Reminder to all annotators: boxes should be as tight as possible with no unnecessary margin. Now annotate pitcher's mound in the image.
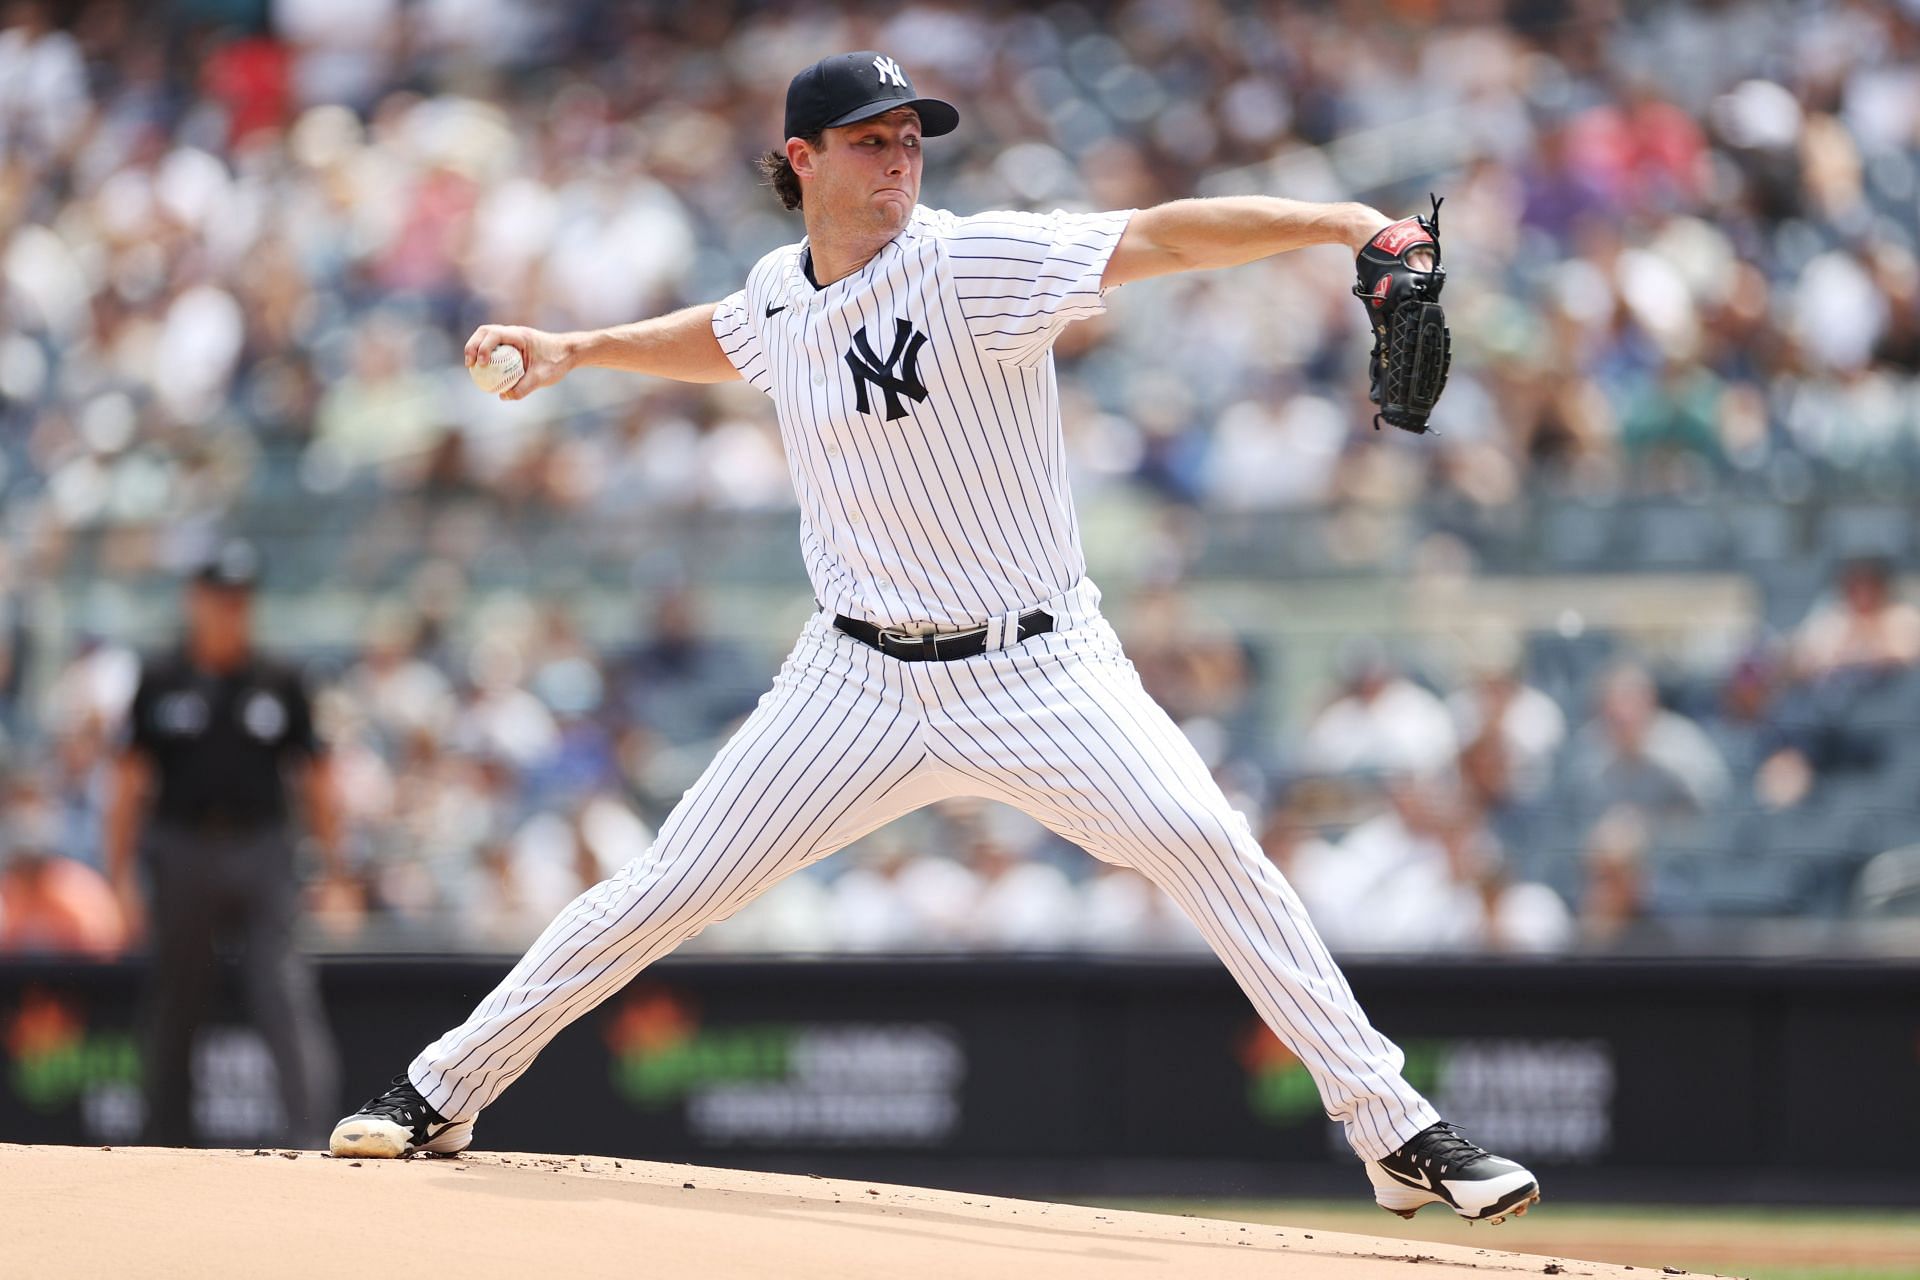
[3,1143,1717,1279]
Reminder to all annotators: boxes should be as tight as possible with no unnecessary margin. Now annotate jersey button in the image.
[826,444,840,457]
[876,578,891,589]
[812,372,825,387]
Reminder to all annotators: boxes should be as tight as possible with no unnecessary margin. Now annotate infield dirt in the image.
[2,1143,1732,1279]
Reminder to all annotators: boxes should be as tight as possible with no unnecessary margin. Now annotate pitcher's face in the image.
[794,108,923,237]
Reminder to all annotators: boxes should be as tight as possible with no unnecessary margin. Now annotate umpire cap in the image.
[784,51,959,140]
[192,537,263,591]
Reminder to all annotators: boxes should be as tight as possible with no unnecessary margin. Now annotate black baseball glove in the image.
[1352,195,1450,434]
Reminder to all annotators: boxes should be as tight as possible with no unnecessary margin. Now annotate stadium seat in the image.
[1628,502,1726,568]
[1684,853,1808,917]
[1816,504,1912,562]
[1524,629,1619,720]
[1726,503,1794,566]
[1728,802,1880,916]
[1542,503,1618,569]
[1852,845,1920,917]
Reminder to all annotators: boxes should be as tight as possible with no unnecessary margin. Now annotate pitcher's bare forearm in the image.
[561,305,740,383]
[1104,197,1390,287]
[465,304,740,400]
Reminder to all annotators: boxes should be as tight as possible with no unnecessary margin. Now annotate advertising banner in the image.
[2,957,1915,1200]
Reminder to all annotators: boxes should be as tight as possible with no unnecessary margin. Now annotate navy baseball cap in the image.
[192,538,262,591]
[783,51,959,141]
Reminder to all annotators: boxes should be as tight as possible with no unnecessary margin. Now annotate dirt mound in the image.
[2,1143,1720,1279]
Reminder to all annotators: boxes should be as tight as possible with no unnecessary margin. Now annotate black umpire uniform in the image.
[107,541,340,1145]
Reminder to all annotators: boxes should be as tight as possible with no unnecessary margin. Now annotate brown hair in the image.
[756,132,823,212]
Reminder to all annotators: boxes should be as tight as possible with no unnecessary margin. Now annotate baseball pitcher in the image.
[331,51,1527,1224]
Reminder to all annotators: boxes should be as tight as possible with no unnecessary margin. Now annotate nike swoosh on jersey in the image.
[765,303,787,317]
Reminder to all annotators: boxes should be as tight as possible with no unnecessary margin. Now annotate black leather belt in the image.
[834,610,1054,662]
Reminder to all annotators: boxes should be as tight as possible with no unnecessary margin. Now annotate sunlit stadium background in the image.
[2,0,1919,1221]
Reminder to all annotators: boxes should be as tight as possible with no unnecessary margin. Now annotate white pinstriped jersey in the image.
[399,202,1450,1176]
[712,205,1134,631]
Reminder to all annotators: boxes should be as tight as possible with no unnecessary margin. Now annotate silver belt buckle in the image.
[878,622,987,654]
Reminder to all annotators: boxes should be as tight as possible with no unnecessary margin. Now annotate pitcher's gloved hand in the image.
[1352,195,1451,434]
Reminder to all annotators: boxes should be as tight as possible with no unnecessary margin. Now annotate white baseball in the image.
[469,344,524,395]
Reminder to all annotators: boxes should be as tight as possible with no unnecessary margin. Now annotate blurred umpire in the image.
[104,539,342,1145]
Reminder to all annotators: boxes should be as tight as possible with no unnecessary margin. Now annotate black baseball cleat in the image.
[328,1074,475,1159]
[1366,1121,1540,1223]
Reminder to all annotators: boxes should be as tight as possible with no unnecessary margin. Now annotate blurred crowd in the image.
[3,0,1919,559]
[6,549,1920,957]
[3,0,1920,955]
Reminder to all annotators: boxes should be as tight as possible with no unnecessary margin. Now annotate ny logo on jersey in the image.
[873,55,907,88]
[845,318,930,421]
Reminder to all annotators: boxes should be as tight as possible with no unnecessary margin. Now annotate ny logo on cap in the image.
[873,55,907,88]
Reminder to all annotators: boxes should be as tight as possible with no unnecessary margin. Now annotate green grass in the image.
[1096,1199,1920,1280]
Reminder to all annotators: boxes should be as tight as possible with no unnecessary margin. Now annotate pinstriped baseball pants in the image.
[409,580,1440,1161]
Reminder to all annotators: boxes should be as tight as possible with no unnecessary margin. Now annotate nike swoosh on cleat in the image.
[1385,1165,1435,1191]
[765,304,787,317]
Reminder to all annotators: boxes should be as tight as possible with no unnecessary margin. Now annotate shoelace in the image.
[358,1074,439,1128]
[1403,1122,1489,1171]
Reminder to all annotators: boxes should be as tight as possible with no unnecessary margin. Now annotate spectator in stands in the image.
[491,792,648,940]
[1793,557,1920,681]
[1305,774,1460,950]
[1256,791,1346,927]
[1871,245,1920,373]
[1565,663,1731,820]
[691,863,835,954]
[958,805,1078,952]
[0,1,87,162]
[307,318,446,485]
[1576,806,1668,950]
[1301,639,1457,777]
[612,585,760,748]
[1124,582,1255,734]
[1710,647,1787,783]
[822,801,1089,953]
[525,645,620,807]
[0,797,126,956]
[1620,358,1724,474]
[1448,628,1567,808]
[1710,647,1817,811]
[0,547,28,743]
[1301,774,1571,953]
[825,827,942,954]
[37,632,140,871]
[457,630,560,769]
[1776,557,1920,778]
[1454,832,1575,956]
[1077,862,1205,952]
[340,603,457,749]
